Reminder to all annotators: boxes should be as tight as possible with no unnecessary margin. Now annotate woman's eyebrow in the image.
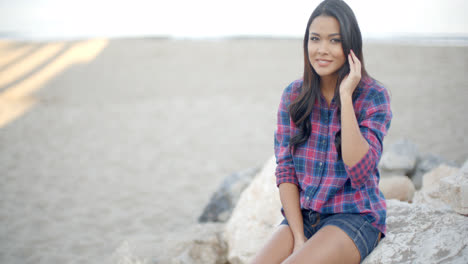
[310,32,341,37]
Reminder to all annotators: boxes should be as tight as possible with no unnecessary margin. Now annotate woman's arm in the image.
[279,183,306,252]
[340,93,369,167]
[339,50,392,189]
[275,82,306,252]
[339,50,369,167]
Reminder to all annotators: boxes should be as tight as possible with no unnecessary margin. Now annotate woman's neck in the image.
[320,75,338,98]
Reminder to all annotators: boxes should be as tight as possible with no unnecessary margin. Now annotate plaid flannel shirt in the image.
[274,76,392,235]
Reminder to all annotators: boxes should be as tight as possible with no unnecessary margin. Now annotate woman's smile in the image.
[316,58,333,67]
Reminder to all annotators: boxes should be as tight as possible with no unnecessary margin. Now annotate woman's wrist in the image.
[340,90,353,101]
[293,232,306,241]
[287,218,305,240]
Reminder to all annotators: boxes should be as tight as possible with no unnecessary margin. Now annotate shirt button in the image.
[319,162,323,166]
[322,140,326,144]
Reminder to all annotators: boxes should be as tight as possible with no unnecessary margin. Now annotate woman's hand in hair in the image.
[339,49,362,98]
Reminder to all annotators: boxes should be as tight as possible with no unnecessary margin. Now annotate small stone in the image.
[439,163,468,215]
[412,165,459,211]
[412,153,459,189]
[379,175,415,202]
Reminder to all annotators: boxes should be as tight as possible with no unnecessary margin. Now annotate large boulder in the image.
[224,156,283,264]
[363,199,468,264]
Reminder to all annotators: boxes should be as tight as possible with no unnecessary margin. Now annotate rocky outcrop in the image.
[224,156,468,264]
[199,168,260,223]
[154,155,467,264]
[179,145,465,264]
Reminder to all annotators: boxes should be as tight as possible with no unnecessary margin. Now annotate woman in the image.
[250,0,392,263]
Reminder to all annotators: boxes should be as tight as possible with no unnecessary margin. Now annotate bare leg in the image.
[249,225,295,264]
[282,225,361,264]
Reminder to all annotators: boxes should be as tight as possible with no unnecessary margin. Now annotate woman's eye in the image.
[310,36,319,41]
[331,38,342,43]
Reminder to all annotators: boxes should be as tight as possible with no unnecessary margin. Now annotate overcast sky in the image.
[1,0,467,40]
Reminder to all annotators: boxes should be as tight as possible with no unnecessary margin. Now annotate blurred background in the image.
[1,0,467,263]
[1,0,468,40]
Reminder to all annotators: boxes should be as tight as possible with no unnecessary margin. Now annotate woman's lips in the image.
[316,59,332,67]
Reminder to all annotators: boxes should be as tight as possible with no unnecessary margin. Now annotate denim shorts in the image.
[280,210,381,262]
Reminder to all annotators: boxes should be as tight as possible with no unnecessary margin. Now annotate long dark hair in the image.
[289,0,368,151]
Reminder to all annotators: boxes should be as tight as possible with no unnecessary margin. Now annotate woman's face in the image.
[308,15,346,79]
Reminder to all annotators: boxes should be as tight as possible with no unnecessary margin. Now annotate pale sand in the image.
[0,38,467,263]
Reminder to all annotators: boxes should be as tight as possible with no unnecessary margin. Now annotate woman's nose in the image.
[317,41,329,55]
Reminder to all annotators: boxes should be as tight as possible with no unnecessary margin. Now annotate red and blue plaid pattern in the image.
[274,76,392,235]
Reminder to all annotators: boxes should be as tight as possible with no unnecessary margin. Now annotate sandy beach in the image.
[1,38,467,263]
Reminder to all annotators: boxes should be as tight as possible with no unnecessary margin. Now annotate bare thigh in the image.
[282,225,360,264]
[249,225,294,264]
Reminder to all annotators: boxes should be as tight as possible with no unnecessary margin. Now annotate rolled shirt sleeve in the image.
[344,87,392,189]
[275,83,299,187]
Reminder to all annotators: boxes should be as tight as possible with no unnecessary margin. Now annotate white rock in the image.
[224,156,283,264]
[439,167,468,215]
[379,175,415,202]
[413,165,460,211]
[421,165,459,193]
[363,200,468,264]
[412,153,458,189]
